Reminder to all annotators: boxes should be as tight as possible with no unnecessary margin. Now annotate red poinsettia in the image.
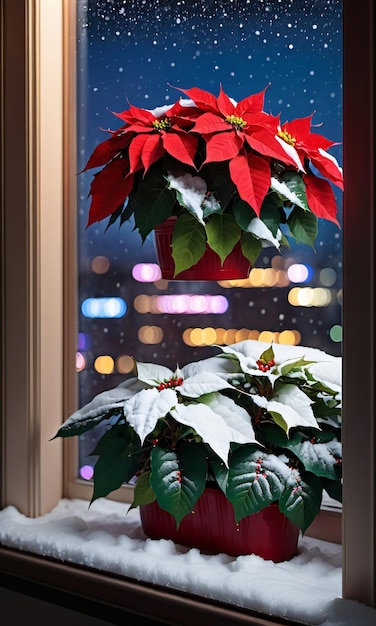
[81,84,343,277]
[84,99,199,226]
[277,115,343,225]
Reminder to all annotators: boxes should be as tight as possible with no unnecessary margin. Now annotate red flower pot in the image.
[153,217,251,281]
[140,487,300,562]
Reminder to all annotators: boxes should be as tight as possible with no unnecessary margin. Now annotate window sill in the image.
[0,497,347,626]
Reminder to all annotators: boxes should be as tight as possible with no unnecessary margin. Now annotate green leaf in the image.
[240,232,262,266]
[321,476,342,504]
[149,441,207,527]
[274,171,309,211]
[209,456,229,493]
[206,213,241,264]
[287,206,318,248]
[279,470,322,533]
[171,213,207,276]
[259,192,285,237]
[53,407,122,439]
[226,445,287,522]
[259,345,275,364]
[132,166,176,240]
[90,425,140,504]
[231,196,257,231]
[130,471,156,509]
[288,437,342,480]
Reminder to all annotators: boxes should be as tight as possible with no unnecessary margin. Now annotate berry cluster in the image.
[157,376,184,391]
[256,358,275,372]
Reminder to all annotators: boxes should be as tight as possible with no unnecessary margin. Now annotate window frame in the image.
[1,0,375,620]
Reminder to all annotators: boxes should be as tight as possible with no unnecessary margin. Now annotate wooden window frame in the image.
[0,0,375,621]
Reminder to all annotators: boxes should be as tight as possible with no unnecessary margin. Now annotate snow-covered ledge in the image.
[1,498,376,626]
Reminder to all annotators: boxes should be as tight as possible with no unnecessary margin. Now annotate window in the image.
[75,0,343,486]
[1,0,376,620]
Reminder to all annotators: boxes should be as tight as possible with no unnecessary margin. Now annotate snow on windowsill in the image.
[0,498,375,626]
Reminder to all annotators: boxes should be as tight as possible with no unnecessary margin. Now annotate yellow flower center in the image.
[225,114,247,130]
[152,117,171,131]
[278,128,297,146]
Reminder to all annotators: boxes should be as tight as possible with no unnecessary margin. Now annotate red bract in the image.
[173,85,303,214]
[278,115,343,188]
[278,115,343,224]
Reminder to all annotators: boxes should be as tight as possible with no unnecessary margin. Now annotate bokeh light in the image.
[329,325,342,343]
[116,355,135,374]
[132,263,162,282]
[94,355,115,374]
[287,263,313,283]
[81,297,127,318]
[138,325,164,344]
[80,465,94,480]
[91,256,110,274]
[76,351,86,372]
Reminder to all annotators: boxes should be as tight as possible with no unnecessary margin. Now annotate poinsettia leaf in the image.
[132,166,176,240]
[87,160,134,226]
[304,173,340,225]
[123,387,177,444]
[171,213,207,275]
[226,446,287,522]
[271,172,309,211]
[170,401,243,466]
[229,153,271,216]
[150,442,207,527]
[204,131,243,163]
[52,378,145,438]
[252,384,319,433]
[130,471,156,509]
[259,192,285,236]
[279,469,322,533]
[136,361,174,386]
[209,457,229,492]
[203,392,259,445]
[288,437,342,480]
[321,476,342,503]
[82,132,129,171]
[287,206,318,248]
[206,213,241,264]
[90,425,140,504]
[162,130,198,168]
[240,232,262,266]
[179,372,232,397]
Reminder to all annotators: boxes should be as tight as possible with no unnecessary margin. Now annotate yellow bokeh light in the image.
[190,328,204,346]
[279,330,297,345]
[258,331,279,343]
[94,355,114,375]
[201,327,217,345]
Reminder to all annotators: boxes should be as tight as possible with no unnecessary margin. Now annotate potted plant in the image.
[53,340,342,562]
[82,84,343,280]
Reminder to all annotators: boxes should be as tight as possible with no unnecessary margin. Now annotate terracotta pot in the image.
[153,217,251,281]
[140,487,300,562]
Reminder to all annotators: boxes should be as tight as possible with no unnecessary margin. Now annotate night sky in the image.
[75,0,343,465]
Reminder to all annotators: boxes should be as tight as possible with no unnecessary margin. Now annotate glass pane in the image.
[75,0,342,478]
